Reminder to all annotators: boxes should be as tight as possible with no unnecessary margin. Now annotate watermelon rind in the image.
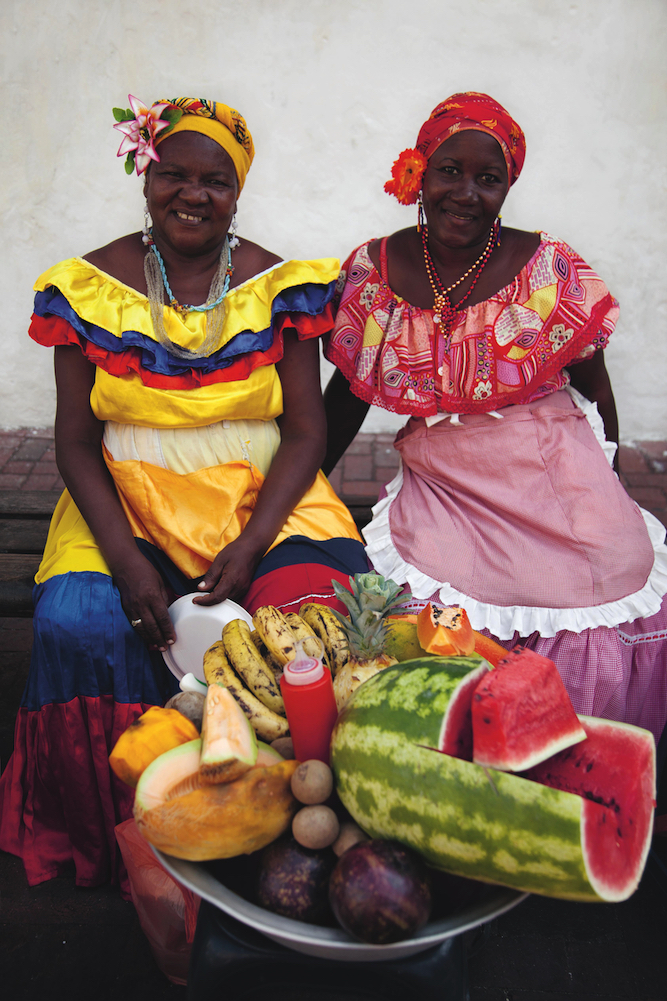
[331,668,655,902]
[526,715,656,903]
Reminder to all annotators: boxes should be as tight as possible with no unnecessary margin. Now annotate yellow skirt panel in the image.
[35,458,361,584]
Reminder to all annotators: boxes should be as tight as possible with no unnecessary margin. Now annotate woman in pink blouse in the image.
[323,92,667,743]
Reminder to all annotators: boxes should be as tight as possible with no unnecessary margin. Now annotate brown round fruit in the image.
[292,805,340,849]
[257,837,334,922]
[270,737,295,760]
[290,759,333,805]
[164,692,205,731]
[329,840,432,944]
[332,821,368,857]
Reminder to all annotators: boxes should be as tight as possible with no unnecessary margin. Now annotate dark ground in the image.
[3,842,667,1000]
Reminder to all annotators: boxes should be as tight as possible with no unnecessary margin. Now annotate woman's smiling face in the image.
[421,130,509,249]
[144,131,238,257]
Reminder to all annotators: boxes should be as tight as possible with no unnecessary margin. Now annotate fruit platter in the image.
[109,573,657,957]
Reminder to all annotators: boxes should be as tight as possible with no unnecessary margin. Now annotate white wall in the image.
[2,0,665,441]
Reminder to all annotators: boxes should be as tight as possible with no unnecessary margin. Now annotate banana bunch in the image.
[298,603,349,677]
[202,604,351,743]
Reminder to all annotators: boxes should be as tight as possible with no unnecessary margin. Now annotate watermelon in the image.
[472,648,587,772]
[331,660,656,902]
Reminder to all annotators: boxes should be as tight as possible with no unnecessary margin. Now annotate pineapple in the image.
[331,573,405,710]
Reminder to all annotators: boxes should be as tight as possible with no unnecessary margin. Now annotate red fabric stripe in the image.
[29,305,333,391]
[243,563,353,616]
[0,696,157,893]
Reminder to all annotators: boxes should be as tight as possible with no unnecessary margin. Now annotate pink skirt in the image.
[365,390,667,742]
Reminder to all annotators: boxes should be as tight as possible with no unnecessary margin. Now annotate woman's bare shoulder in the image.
[367,228,413,273]
[232,239,283,286]
[83,233,146,288]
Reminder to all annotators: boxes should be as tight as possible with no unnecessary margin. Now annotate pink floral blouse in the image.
[325,232,619,416]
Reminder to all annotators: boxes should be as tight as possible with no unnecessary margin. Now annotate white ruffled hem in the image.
[363,398,667,640]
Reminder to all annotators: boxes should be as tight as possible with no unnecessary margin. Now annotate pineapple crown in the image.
[331,573,405,658]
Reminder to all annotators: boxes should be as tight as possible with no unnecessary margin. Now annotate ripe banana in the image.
[251,628,284,681]
[284,612,331,669]
[253,605,297,666]
[222,619,285,716]
[203,641,289,743]
[299,603,349,676]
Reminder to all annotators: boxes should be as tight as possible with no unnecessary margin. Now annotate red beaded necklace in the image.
[422,218,500,345]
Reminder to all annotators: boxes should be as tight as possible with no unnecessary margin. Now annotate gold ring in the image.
[130,618,142,628]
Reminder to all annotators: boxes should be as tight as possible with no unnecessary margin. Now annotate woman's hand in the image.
[112,551,176,651]
[193,536,265,606]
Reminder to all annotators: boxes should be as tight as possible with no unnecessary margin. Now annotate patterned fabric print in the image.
[326,234,619,417]
[417,92,526,185]
[159,97,254,159]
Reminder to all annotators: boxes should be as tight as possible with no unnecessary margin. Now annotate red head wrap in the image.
[385,92,526,205]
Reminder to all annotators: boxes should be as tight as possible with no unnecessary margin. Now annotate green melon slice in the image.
[255,741,284,767]
[135,739,202,813]
[199,683,258,784]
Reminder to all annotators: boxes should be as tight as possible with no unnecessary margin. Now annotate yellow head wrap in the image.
[154,98,254,192]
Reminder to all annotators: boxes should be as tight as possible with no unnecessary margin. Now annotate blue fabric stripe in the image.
[136,535,369,591]
[23,572,179,710]
[33,280,336,376]
[251,536,370,579]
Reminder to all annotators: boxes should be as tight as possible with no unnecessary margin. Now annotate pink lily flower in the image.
[113,95,172,175]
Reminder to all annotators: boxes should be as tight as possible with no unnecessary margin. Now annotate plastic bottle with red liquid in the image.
[279,640,338,764]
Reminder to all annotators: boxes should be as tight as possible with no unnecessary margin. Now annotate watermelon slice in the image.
[472,648,587,772]
[521,716,656,901]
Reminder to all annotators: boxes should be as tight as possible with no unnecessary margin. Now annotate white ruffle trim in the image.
[363,401,667,640]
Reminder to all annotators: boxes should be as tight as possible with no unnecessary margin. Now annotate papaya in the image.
[471,630,510,667]
[416,604,475,657]
[109,706,199,788]
[384,618,429,662]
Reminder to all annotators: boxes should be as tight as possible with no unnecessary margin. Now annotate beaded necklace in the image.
[422,218,500,348]
[143,235,234,360]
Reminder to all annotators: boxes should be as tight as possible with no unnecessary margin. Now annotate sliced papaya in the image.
[472,630,510,667]
[416,604,475,657]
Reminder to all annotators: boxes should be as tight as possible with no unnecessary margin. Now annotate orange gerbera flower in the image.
[384,148,428,205]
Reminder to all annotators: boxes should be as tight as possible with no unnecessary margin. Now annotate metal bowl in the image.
[156,850,527,963]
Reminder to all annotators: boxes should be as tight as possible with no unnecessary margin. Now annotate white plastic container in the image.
[161,594,252,684]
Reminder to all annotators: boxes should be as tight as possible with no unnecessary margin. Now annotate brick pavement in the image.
[0,427,666,527]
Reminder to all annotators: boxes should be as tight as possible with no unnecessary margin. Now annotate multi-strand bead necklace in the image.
[143,234,234,360]
[421,218,500,347]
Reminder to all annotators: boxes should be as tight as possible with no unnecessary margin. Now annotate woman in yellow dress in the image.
[0,96,366,891]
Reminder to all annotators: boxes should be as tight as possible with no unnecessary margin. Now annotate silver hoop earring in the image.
[142,200,153,246]
[228,212,240,250]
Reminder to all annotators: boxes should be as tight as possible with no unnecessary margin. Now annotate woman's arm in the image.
[54,346,176,648]
[567,349,620,473]
[194,331,328,604]
[322,368,370,475]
